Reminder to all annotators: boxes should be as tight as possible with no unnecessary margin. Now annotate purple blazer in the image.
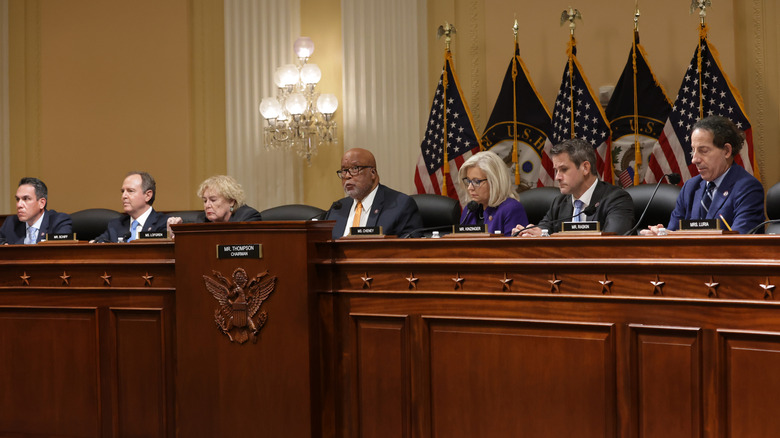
[460,198,529,236]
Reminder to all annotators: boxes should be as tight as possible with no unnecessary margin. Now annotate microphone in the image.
[747,219,777,235]
[511,203,598,236]
[622,173,681,236]
[120,231,131,243]
[400,224,454,239]
[318,200,343,221]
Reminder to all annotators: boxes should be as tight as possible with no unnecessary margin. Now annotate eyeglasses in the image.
[336,166,374,179]
[462,177,488,188]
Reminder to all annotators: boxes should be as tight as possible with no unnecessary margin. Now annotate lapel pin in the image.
[723,191,728,197]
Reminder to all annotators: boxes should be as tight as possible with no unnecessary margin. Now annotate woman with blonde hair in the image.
[167,175,262,236]
[458,151,528,235]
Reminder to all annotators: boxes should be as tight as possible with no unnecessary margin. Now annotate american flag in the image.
[414,51,482,207]
[545,39,613,184]
[644,28,759,183]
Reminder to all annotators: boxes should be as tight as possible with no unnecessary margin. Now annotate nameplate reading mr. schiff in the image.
[680,219,719,230]
[217,244,262,259]
[561,221,600,232]
[47,233,75,241]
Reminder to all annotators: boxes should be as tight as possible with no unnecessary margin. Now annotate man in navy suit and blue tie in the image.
[0,177,72,244]
[93,171,169,242]
[642,116,764,234]
[323,148,423,239]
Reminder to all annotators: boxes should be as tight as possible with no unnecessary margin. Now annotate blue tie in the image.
[128,219,140,242]
[573,200,584,222]
[25,226,38,245]
[701,182,715,216]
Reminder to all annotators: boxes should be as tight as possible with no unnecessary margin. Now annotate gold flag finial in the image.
[690,0,712,26]
[437,22,457,51]
[560,7,582,35]
[512,19,519,43]
[634,4,640,31]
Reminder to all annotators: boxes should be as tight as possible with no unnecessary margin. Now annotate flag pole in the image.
[561,7,581,140]
[511,20,521,185]
[631,6,641,185]
[437,22,456,197]
[693,1,710,119]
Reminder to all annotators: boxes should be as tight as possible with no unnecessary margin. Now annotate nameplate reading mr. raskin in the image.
[561,221,600,232]
[680,219,719,230]
[217,244,262,259]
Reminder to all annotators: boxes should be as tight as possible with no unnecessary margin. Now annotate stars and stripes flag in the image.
[482,40,554,189]
[605,30,672,187]
[414,50,482,207]
[546,36,613,185]
[644,25,760,183]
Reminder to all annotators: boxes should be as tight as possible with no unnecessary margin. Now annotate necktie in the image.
[573,200,584,222]
[701,182,716,215]
[352,202,363,228]
[25,227,38,245]
[128,219,140,242]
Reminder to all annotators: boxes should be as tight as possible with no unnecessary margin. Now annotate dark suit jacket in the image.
[93,208,170,243]
[200,205,263,223]
[538,180,635,234]
[0,209,73,244]
[323,184,424,239]
[667,164,765,234]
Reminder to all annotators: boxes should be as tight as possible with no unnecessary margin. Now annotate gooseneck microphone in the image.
[622,173,681,236]
[747,219,778,235]
[511,204,598,237]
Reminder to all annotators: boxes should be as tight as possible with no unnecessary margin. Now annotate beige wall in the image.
[5,0,778,213]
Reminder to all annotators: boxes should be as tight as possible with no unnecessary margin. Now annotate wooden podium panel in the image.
[0,243,175,438]
[321,235,780,438]
[172,221,332,437]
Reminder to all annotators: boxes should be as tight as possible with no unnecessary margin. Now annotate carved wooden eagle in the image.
[203,268,277,344]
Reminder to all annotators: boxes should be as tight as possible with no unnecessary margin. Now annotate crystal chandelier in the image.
[259,37,339,163]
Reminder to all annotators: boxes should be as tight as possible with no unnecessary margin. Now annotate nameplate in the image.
[561,221,600,232]
[680,219,719,230]
[350,226,382,236]
[47,233,75,241]
[217,244,262,259]
[455,224,487,233]
[139,231,168,239]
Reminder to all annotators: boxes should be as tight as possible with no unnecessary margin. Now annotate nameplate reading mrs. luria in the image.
[217,244,262,259]
[680,219,719,230]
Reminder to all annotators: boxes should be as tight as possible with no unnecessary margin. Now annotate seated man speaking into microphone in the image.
[513,138,634,236]
[323,148,423,239]
[641,116,764,235]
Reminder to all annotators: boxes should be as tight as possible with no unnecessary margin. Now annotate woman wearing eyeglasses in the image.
[458,151,528,236]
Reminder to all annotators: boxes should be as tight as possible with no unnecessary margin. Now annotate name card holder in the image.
[39,233,80,244]
[341,226,389,239]
[673,219,736,234]
[560,221,601,233]
[137,231,169,241]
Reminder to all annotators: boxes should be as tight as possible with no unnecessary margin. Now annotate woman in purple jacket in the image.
[458,151,529,236]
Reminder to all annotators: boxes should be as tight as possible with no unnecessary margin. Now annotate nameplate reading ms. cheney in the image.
[217,244,262,259]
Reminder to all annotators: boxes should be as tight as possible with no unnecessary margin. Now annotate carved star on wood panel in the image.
[549,273,562,293]
[142,272,154,287]
[406,273,418,290]
[60,271,71,286]
[500,273,513,292]
[101,272,112,286]
[650,274,665,295]
[760,277,775,299]
[360,272,372,289]
[20,272,30,286]
[452,273,465,290]
[599,275,613,294]
[705,276,719,298]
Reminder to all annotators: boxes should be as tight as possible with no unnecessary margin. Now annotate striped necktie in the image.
[701,181,716,215]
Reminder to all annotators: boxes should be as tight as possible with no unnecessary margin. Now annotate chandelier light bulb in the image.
[285,93,308,115]
[317,94,339,114]
[300,64,322,85]
[293,37,315,59]
[259,97,282,119]
[277,64,299,87]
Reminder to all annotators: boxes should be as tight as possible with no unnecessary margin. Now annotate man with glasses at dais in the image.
[323,148,423,239]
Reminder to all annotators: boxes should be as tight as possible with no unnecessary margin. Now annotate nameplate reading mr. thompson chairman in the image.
[217,244,262,259]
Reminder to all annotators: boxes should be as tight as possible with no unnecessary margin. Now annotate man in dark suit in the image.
[0,177,72,244]
[513,138,634,236]
[93,171,169,242]
[323,148,423,239]
[642,116,764,234]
